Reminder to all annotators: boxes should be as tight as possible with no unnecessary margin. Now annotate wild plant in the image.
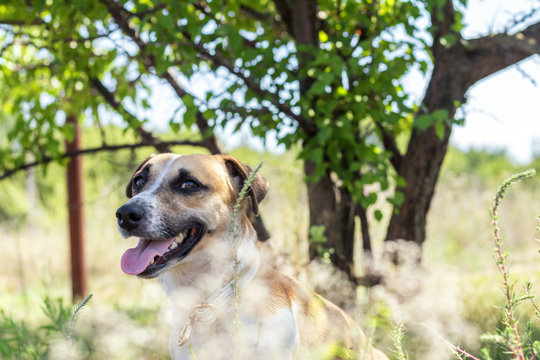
[231,161,263,329]
[0,294,92,359]
[485,169,538,360]
[391,323,409,360]
[399,169,539,360]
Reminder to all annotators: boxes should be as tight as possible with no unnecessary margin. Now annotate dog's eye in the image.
[134,175,145,188]
[180,180,199,190]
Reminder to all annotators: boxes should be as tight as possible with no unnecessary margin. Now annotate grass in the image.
[0,144,538,359]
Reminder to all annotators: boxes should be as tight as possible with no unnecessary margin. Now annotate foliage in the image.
[391,323,409,360]
[0,310,46,359]
[0,294,92,360]
[0,125,143,225]
[0,0,144,169]
[309,224,334,261]
[0,0,455,229]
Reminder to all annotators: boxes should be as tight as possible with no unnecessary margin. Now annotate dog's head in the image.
[115,153,268,279]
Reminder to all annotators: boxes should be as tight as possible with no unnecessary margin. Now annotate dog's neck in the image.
[158,216,260,314]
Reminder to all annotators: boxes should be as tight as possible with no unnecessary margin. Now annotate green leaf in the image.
[439,33,457,48]
[374,209,383,222]
[203,109,216,121]
[414,114,434,130]
[316,127,332,144]
[170,120,180,133]
[432,109,448,121]
[157,13,175,33]
[434,121,445,139]
[318,30,329,43]
[395,176,407,188]
[154,56,169,74]
[307,148,323,164]
[360,192,378,208]
[309,225,326,244]
[182,94,195,110]
[62,123,76,143]
[226,26,243,54]
[388,191,404,207]
[336,86,347,97]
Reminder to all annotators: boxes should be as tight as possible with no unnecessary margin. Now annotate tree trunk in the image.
[305,160,356,278]
[385,126,451,245]
[386,48,463,246]
[385,0,464,248]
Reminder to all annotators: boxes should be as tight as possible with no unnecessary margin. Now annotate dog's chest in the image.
[168,307,298,360]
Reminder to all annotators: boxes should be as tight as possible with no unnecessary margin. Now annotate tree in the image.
[1,0,539,281]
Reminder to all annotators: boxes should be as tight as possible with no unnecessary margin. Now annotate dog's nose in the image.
[116,204,144,230]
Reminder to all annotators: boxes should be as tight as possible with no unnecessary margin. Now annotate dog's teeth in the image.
[170,241,178,249]
[176,233,186,243]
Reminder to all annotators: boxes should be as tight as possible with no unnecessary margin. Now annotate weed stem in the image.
[491,169,535,360]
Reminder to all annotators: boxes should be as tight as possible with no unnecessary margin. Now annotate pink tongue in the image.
[121,237,175,275]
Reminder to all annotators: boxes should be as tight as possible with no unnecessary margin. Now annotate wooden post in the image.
[65,115,87,300]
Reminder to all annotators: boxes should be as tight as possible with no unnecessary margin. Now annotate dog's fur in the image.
[116,153,388,360]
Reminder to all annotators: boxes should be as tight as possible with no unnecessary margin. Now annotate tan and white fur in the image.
[116,153,388,360]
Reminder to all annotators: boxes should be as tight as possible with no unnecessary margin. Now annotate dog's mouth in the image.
[120,224,205,278]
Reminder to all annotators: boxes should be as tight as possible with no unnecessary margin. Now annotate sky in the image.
[451,0,540,163]
[144,0,540,164]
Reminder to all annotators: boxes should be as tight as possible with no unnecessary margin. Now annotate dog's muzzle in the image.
[116,203,145,231]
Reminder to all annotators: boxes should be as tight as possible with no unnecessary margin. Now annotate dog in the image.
[116,153,388,360]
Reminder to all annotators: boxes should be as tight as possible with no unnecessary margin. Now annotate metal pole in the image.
[65,115,87,300]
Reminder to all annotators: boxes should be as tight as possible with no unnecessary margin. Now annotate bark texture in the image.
[304,161,356,277]
[274,0,358,276]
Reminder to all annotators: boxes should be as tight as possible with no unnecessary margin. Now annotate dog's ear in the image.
[125,154,155,198]
[221,155,268,216]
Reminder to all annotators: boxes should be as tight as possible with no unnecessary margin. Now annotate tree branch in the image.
[89,76,173,153]
[464,22,540,88]
[503,6,540,33]
[191,2,260,48]
[374,121,403,170]
[239,4,271,22]
[101,0,223,154]
[272,0,293,35]
[0,18,46,26]
[186,40,315,133]
[129,3,167,20]
[0,140,205,181]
